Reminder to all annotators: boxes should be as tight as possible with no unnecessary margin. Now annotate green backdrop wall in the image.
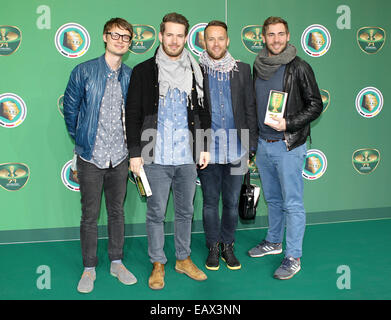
[1,0,390,243]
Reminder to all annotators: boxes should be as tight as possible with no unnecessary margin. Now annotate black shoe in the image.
[221,243,241,270]
[205,243,220,271]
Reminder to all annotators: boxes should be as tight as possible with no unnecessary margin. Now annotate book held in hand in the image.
[264,90,288,125]
[130,166,152,197]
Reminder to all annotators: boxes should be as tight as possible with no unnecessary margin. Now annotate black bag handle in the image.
[244,170,251,186]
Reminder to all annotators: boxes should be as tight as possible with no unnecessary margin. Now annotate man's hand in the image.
[129,157,144,176]
[198,152,210,170]
[266,116,286,132]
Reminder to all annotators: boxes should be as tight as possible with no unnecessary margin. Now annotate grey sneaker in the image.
[110,262,137,285]
[248,240,282,257]
[274,256,301,280]
[77,270,96,294]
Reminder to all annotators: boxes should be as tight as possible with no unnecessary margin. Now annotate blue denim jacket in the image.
[208,73,245,164]
[64,54,132,160]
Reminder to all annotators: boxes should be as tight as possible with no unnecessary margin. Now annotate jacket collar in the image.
[98,54,124,81]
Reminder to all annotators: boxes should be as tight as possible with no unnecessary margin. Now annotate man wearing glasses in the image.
[64,18,136,293]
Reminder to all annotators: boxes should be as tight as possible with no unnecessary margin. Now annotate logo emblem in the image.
[57,94,64,117]
[303,149,327,180]
[0,163,30,191]
[320,89,330,113]
[61,160,80,191]
[352,149,380,174]
[0,93,27,128]
[187,23,207,56]
[357,27,386,54]
[0,26,22,56]
[54,23,90,58]
[248,156,259,179]
[129,25,156,54]
[241,25,264,54]
[301,24,331,57]
[355,87,383,118]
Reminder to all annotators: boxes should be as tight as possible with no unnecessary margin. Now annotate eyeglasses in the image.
[106,32,132,42]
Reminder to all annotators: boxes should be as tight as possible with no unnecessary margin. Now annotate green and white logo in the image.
[357,27,386,54]
[0,26,22,56]
[301,24,331,57]
[61,160,80,192]
[241,25,264,54]
[248,156,259,179]
[55,23,90,58]
[320,89,330,113]
[352,148,380,175]
[355,87,383,118]
[57,94,64,117]
[0,93,27,128]
[302,149,327,180]
[129,25,156,54]
[187,23,207,56]
[0,163,30,191]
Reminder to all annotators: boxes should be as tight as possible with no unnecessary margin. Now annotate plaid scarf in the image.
[199,50,238,81]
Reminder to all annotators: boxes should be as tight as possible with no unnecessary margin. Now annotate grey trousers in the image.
[77,157,128,267]
[143,163,197,264]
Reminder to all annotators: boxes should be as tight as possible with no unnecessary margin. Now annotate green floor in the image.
[0,219,390,300]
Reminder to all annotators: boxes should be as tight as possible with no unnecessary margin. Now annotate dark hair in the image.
[103,17,133,40]
[160,12,189,36]
[262,16,289,36]
[204,20,228,36]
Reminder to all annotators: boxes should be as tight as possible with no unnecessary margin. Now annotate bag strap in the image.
[244,171,251,186]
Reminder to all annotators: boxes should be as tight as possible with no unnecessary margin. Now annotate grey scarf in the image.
[156,45,203,104]
[253,44,297,80]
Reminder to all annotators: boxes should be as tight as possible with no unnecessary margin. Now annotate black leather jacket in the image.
[282,56,323,151]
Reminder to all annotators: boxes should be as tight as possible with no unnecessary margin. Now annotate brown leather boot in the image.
[148,262,165,290]
[175,256,207,281]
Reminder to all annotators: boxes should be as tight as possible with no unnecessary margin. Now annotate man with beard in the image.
[198,20,257,271]
[125,12,210,290]
[248,17,323,280]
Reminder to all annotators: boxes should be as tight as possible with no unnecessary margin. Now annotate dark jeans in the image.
[198,160,245,247]
[77,157,128,267]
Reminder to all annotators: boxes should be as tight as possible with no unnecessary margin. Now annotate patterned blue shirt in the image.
[83,63,128,168]
[154,88,194,165]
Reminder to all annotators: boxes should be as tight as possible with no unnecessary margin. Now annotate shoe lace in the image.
[209,243,219,253]
[281,257,297,270]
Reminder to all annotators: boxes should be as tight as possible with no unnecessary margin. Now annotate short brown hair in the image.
[262,16,289,36]
[204,20,228,36]
[103,17,133,38]
[160,12,189,36]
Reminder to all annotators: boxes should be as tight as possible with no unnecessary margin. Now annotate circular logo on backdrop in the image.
[129,25,156,54]
[241,25,264,54]
[57,94,64,117]
[355,87,383,118]
[187,23,207,56]
[320,89,330,113]
[357,27,386,54]
[302,149,327,180]
[301,24,331,57]
[0,26,22,56]
[0,93,27,128]
[352,148,380,175]
[0,163,30,191]
[61,160,80,191]
[55,23,90,58]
